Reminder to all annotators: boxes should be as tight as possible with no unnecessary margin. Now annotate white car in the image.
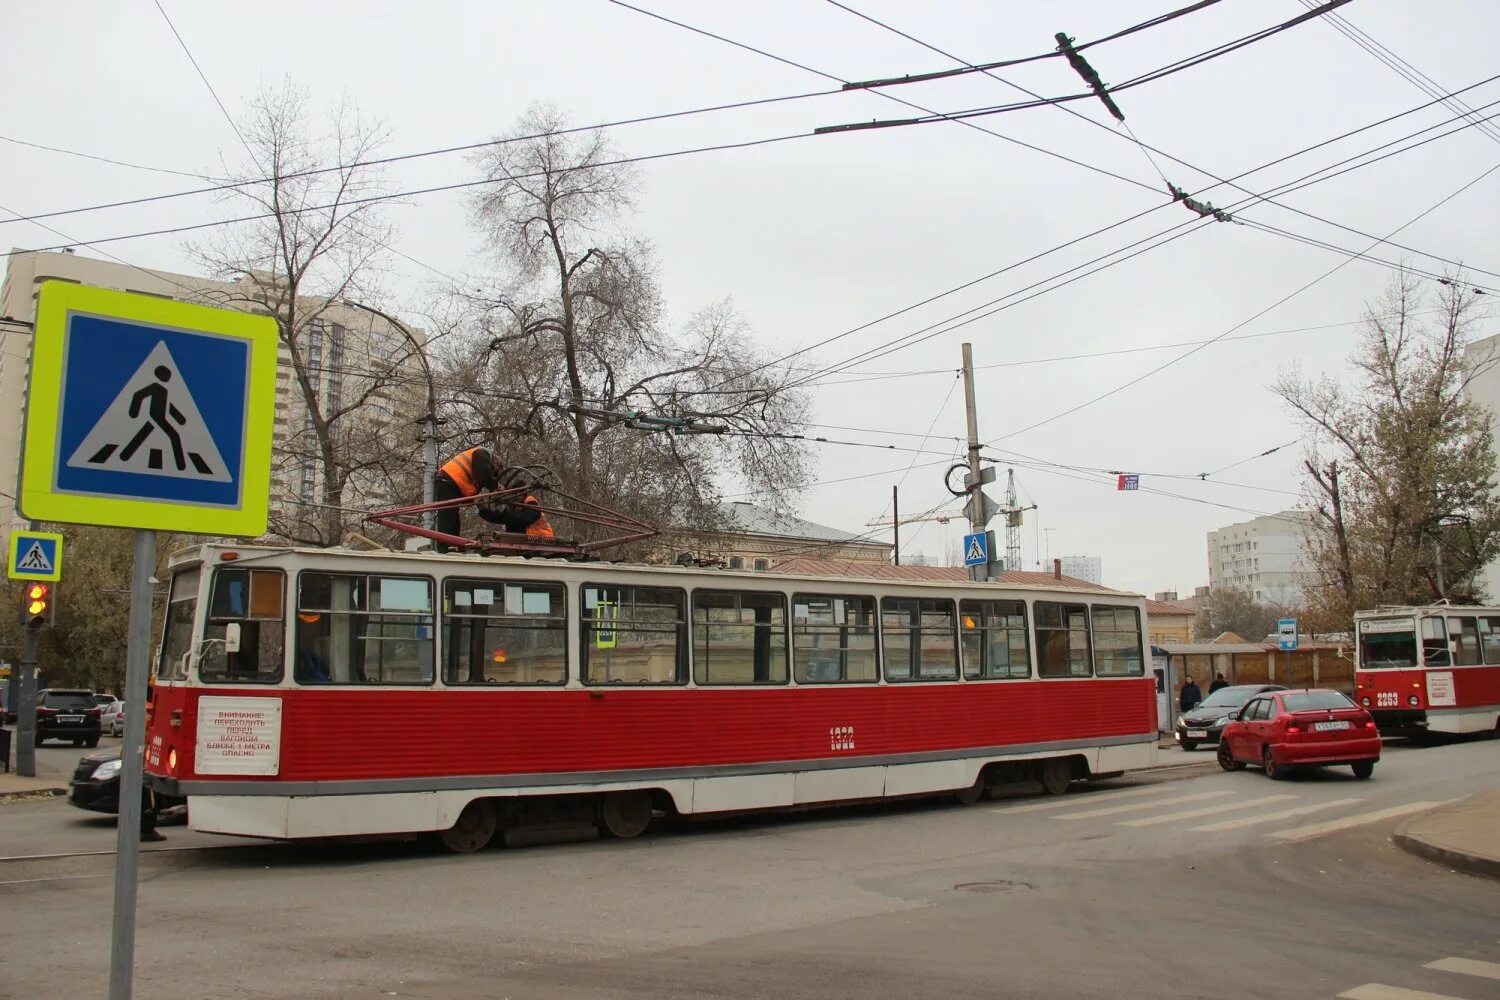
[101,699,126,737]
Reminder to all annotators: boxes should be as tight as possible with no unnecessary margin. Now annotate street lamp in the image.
[337,299,440,529]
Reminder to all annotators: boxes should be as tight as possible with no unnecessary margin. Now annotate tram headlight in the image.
[1408,695,1420,707]
[93,758,122,781]
[168,749,178,772]
[1360,696,1371,707]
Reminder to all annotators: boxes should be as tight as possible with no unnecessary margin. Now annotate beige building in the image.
[673,502,891,568]
[1206,510,1316,606]
[0,249,425,546]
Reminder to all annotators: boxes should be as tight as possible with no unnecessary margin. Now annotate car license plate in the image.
[1185,730,1207,739]
[58,715,82,723]
[1314,720,1350,732]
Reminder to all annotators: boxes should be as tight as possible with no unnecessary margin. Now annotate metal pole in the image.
[15,624,39,777]
[423,410,438,532]
[892,485,900,566]
[961,342,982,582]
[109,529,155,1000]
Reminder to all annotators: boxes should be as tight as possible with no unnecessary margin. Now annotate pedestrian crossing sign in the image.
[18,282,277,535]
[7,530,63,582]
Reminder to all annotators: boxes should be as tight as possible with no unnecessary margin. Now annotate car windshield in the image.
[1198,685,1269,708]
[41,691,96,709]
[1283,691,1356,712]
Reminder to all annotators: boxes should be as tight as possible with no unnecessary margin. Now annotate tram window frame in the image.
[1446,616,1482,666]
[1479,617,1500,664]
[881,597,959,682]
[959,599,1030,680]
[199,567,287,684]
[692,590,790,686]
[1034,601,1093,679]
[792,594,879,684]
[1090,605,1145,677]
[1420,616,1450,666]
[442,579,567,686]
[157,569,200,681]
[293,572,436,685]
[580,584,688,685]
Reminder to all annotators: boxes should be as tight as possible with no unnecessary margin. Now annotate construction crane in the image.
[864,486,965,566]
[1002,469,1036,571]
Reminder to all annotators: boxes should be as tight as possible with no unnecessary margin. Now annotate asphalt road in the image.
[1,740,1497,1000]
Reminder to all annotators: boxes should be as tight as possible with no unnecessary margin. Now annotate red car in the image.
[1217,688,1380,780]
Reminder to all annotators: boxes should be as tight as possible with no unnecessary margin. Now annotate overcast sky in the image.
[6,0,1499,596]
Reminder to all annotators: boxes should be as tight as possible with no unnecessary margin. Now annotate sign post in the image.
[17,282,275,1000]
[8,532,63,777]
[1278,617,1298,687]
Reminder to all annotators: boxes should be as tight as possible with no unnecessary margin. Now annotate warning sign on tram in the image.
[17,282,277,536]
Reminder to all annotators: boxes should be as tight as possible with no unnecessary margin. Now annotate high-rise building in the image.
[1205,511,1316,606]
[1,249,426,547]
[1058,555,1102,585]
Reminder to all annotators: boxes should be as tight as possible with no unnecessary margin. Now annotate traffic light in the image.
[18,582,52,628]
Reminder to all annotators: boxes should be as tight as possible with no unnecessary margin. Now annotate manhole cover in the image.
[953,879,1035,894]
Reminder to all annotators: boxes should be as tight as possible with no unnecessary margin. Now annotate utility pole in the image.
[15,620,39,777]
[892,485,900,566]
[961,343,983,582]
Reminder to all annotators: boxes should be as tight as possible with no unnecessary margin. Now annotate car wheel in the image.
[1217,742,1246,772]
[72,739,82,747]
[86,737,100,748]
[1351,761,1375,780]
[1262,747,1285,780]
[1181,739,1198,753]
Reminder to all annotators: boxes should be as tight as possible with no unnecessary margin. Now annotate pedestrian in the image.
[1209,672,1230,693]
[1179,674,1202,712]
[433,447,544,551]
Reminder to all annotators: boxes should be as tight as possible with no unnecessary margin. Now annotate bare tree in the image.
[187,81,422,545]
[1275,270,1500,630]
[449,105,809,537]
[1192,587,1288,642]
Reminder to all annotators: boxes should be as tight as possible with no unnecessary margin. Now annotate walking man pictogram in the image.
[114,365,188,471]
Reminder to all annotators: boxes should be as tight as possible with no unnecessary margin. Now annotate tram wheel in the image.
[1039,758,1073,796]
[438,800,498,853]
[953,779,985,805]
[597,790,653,839]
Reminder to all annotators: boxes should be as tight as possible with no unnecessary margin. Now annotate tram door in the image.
[1152,653,1170,733]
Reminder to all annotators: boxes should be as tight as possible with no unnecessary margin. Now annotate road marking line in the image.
[1269,799,1458,842]
[1188,798,1365,833]
[1053,790,1235,820]
[1339,985,1470,1000]
[1115,794,1298,827]
[1425,957,1500,981]
[986,784,1173,815]
[0,874,112,886]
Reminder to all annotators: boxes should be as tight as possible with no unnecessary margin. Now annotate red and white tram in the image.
[1354,604,1500,735]
[143,544,1158,850]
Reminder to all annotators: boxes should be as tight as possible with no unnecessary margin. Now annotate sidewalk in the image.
[1393,791,1500,880]
[0,771,68,798]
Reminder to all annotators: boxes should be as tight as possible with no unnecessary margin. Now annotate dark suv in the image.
[36,689,102,747]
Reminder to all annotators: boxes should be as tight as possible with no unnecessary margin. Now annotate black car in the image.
[70,749,124,813]
[1175,683,1288,750]
[36,689,102,747]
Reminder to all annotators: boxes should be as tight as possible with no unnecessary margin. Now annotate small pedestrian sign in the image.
[963,531,989,567]
[1278,618,1298,652]
[18,282,277,536]
[7,530,63,582]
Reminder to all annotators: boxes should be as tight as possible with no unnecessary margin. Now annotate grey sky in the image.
[6,1,1498,596]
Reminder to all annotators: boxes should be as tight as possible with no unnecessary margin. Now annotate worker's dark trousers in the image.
[433,475,465,552]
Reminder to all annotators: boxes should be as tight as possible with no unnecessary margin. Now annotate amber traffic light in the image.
[19,582,52,627]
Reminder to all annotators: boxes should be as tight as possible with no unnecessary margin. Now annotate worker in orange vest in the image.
[433,447,553,550]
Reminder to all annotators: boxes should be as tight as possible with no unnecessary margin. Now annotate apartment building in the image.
[1205,510,1316,606]
[0,249,425,546]
[1058,555,1103,586]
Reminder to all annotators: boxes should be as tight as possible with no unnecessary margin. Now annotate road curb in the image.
[0,787,68,803]
[1393,821,1500,881]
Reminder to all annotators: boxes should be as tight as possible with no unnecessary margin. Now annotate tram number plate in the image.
[1314,720,1350,732]
[58,715,82,723]
[1376,692,1399,708]
[1185,730,1207,739]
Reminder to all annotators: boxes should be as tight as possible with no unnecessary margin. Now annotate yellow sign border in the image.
[18,282,278,536]
[7,530,64,581]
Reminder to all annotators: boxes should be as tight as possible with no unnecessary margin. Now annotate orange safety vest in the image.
[522,495,555,539]
[439,448,484,496]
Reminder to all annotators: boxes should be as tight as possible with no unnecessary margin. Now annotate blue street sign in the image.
[8,530,63,582]
[963,531,989,567]
[19,283,276,536]
[1278,617,1298,651]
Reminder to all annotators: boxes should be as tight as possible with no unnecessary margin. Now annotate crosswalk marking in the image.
[1115,794,1297,828]
[1339,985,1471,1000]
[986,784,1170,815]
[1269,800,1458,842]
[1188,797,1365,833]
[1425,957,1500,981]
[1053,790,1234,821]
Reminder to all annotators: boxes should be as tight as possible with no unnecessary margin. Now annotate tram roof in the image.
[171,543,1140,600]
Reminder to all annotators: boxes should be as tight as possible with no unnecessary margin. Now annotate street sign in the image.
[964,466,997,489]
[18,282,277,536]
[963,531,990,567]
[1278,617,1298,651]
[966,489,999,526]
[1117,474,1139,491]
[7,530,63,582]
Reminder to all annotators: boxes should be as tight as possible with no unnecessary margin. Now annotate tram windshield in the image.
[1358,617,1417,669]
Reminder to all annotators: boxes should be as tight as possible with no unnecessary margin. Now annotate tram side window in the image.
[1446,616,1482,666]
[694,591,789,685]
[1035,602,1092,678]
[295,573,435,684]
[157,570,199,681]
[882,598,958,681]
[793,594,878,683]
[200,568,286,683]
[960,600,1029,680]
[1421,617,1450,666]
[1479,617,1500,664]
[442,579,565,685]
[581,585,686,684]
[1091,606,1144,677]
